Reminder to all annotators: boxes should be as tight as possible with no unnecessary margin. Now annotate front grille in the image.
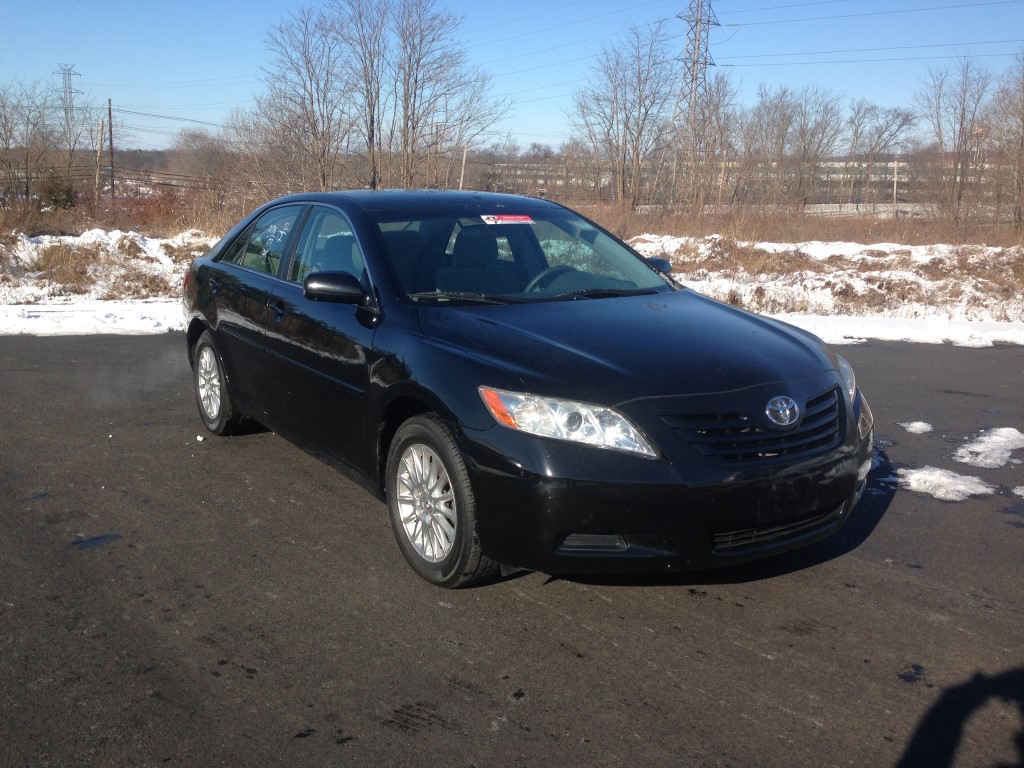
[712,502,845,553]
[663,387,843,466]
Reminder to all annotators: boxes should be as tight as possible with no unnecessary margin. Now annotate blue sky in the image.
[3,0,1023,151]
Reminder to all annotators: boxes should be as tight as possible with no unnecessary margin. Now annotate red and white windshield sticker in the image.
[481,214,533,225]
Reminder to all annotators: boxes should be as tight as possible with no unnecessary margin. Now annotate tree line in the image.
[2,4,1023,232]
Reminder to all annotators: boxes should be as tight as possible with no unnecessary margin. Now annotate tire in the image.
[192,331,241,436]
[385,415,499,588]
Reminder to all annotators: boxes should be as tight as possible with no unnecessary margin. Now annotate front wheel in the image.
[192,331,241,436]
[385,415,499,588]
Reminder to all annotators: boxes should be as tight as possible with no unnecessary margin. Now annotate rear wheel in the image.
[193,331,241,435]
[386,415,499,588]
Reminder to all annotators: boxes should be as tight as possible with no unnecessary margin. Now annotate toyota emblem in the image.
[766,396,800,427]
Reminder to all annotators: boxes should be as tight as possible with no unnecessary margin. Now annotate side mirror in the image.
[303,271,366,304]
[646,256,672,275]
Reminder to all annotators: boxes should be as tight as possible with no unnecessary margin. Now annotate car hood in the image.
[417,290,835,405]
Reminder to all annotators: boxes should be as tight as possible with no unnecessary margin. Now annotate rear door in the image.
[263,205,377,472]
[204,204,304,415]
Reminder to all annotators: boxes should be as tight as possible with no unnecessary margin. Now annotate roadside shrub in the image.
[40,176,79,210]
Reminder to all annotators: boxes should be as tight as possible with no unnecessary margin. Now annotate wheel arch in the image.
[186,317,210,366]
[375,390,463,494]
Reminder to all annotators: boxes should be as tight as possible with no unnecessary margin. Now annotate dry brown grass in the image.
[160,240,210,265]
[582,205,1024,249]
[26,242,101,295]
[101,268,172,300]
[115,234,146,259]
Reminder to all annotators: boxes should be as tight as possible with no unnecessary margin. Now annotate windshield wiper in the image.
[554,287,661,300]
[408,290,523,305]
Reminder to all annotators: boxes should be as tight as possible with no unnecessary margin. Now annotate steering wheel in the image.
[524,264,577,292]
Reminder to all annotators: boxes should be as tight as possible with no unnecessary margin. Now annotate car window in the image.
[220,205,302,275]
[368,209,669,301]
[531,219,628,281]
[288,207,364,283]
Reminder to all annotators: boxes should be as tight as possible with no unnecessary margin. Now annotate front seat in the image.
[435,227,522,294]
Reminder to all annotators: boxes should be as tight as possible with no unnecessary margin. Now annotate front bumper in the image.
[462,395,874,574]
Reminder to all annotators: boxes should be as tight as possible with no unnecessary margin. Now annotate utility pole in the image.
[94,118,105,209]
[107,99,115,202]
[893,155,899,219]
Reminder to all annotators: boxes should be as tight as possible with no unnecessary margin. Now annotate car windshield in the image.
[371,209,674,303]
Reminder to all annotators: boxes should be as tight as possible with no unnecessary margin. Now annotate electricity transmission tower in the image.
[679,0,719,118]
[673,0,719,206]
[54,64,83,185]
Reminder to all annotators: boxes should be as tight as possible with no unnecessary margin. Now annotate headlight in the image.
[479,387,658,458]
[836,355,857,403]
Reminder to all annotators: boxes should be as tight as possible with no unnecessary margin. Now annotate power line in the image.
[463,0,596,34]
[720,50,1021,67]
[463,0,667,51]
[113,108,224,128]
[723,0,851,11]
[720,38,1024,60]
[717,0,1024,26]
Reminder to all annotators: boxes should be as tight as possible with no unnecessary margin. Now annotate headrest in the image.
[452,227,500,267]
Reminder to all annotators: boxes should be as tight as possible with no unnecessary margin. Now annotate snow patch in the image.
[953,428,1024,469]
[0,300,184,336]
[898,421,934,435]
[896,467,997,502]
[2,229,1023,342]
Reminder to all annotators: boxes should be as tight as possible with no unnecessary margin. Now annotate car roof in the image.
[272,189,566,216]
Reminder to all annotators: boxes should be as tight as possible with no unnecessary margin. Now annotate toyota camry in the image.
[182,190,874,587]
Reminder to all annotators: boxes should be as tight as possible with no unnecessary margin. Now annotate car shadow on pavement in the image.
[543,446,898,589]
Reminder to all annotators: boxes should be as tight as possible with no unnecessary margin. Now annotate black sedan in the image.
[182,190,874,587]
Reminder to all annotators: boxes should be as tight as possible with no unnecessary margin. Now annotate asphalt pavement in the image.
[1,333,1021,767]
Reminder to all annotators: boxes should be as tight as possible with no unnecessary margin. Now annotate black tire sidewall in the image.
[193,332,232,435]
[385,416,477,587]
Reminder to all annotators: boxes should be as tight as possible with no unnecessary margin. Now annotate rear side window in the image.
[220,205,303,275]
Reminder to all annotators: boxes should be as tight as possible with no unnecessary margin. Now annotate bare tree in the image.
[0,81,55,203]
[261,6,354,192]
[170,128,237,224]
[696,70,740,210]
[326,0,507,190]
[989,51,1024,229]
[733,84,797,206]
[571,21,675,208]
[332,0,391,188]
[844,100,915,208]
[790,85,845,204]
[0,84,17,202]
[915,58,994,223]
[389,0,506,188]
[223,106,287,206]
